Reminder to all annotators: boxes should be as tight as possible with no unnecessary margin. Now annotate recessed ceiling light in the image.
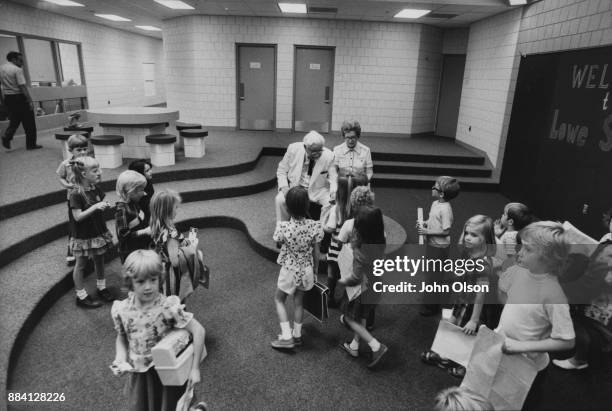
[508,0,527,5]
[44,0,85,6]
[94,14,132,22]
[153,0,195,10]
[136,25,162,31]
[394,9,431,19]
[278,3,307,14]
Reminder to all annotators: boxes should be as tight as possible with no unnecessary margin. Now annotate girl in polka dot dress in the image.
[271,186,324,350]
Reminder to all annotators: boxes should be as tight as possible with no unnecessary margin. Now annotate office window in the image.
[0,31,87,118]
[23,38,57,86]
[0,33,19,64]
[58,42,82,86]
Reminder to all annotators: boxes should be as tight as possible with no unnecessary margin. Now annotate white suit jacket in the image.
[276,142,337,205]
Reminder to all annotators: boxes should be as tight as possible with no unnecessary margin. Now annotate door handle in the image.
[239,83,245,100]
[324,86,330,104]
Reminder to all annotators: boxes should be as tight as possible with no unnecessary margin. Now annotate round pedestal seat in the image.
[90,135,124,145]
[146,134,177,144]
[176,122,202,131]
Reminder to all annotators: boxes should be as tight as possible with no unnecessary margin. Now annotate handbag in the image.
[303,281,329,322]
[176,243,210,301]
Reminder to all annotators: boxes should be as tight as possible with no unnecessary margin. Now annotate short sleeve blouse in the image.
[111,293,194,372]
[69,186,108,239]
[273,217,323,273]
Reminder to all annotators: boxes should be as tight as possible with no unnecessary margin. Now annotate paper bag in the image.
[176,382,194,411]
[337,245,361,301]
[562,221,598,256]
[461,326,538,411]
[430,320,477,367]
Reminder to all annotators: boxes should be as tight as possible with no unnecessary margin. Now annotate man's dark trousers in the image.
[2,94,37,148]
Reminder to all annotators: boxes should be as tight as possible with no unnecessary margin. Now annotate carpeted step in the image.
[374,160,492,177]
[372,151,484,165]
[372,173,498,191]
[0,156,280,269]
[0,130,487,220]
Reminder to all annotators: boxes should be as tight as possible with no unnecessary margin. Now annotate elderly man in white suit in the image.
[275,130,337,222]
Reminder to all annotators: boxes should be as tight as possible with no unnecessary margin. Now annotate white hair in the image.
[302,130,325,147]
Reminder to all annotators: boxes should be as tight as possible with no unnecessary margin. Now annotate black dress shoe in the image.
[26,144,43,150]
[97,288,115,302]
[1,138,10,150]
[76,295,103,308]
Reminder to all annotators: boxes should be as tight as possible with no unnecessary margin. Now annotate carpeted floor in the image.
[8,189,612,410]
[10,232,612,410]
[9,228,455,411]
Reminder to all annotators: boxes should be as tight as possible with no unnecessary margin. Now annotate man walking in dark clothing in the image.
[1,51,41,150]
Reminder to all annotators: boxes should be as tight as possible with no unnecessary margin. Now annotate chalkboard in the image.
[501,46,612,238]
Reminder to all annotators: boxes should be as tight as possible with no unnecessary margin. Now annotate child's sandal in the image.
[447,365,466,378]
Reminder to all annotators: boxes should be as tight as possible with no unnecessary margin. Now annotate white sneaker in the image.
[552,358,588,370]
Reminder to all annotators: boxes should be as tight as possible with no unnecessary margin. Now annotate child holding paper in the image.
[421,215,498,378]
[417,176,460,316]
[497,221,575,409]
[554,237,612,370]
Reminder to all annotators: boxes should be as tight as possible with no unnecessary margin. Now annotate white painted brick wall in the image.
[163,16,443,135]
[457,0,612,170]
[0,1,166,110]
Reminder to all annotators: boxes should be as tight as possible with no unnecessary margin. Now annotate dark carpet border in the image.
[0,147,282,221]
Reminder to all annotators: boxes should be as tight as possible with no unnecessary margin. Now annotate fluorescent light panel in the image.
[394,9,431,19]
[154,0,194,10]
[278,3,307,13]
[508,0,528,5]
[136,25,162,31]
[94,14,132,22]
[44,0,85,6]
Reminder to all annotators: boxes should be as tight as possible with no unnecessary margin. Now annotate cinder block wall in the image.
[0,1,166,110]
[457,0,612,172]
[163,15,444,135]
